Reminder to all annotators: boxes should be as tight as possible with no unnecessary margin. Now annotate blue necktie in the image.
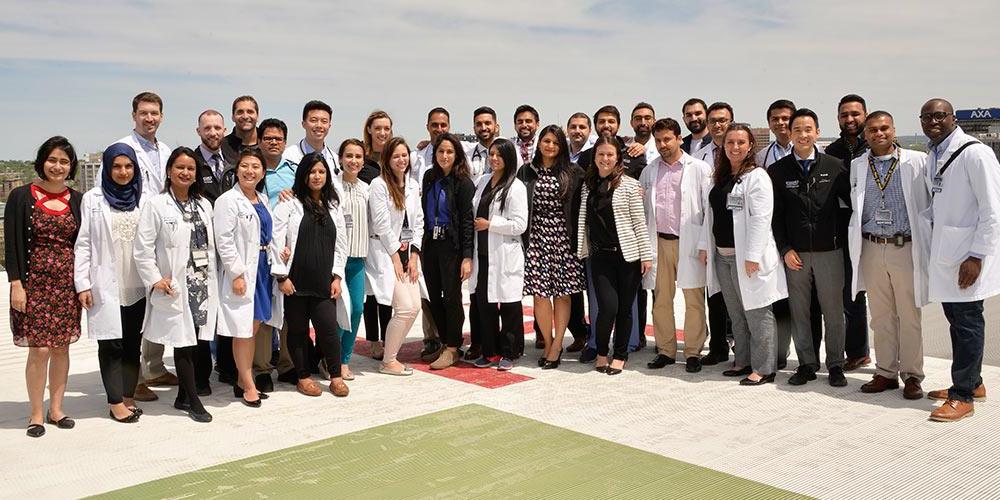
[799,159,812,177]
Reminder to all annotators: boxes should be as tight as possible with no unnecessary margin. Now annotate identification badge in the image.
[726,193,744,211]
[400,227,413,243]
[202,176,214,184]
[874,209,893,225]
[344,213,354,232]
[433,226,445,240]
[932,175,943,193]
[192,248,210,268]
[785,180,800,189]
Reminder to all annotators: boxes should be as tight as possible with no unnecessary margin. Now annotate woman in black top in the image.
[6,136,83,438]
[423,133,476,370]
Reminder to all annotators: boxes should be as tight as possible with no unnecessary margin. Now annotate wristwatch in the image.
[275,275,288,283]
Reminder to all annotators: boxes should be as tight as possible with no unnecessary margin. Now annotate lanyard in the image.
[432,181,446,226]
[766,142,790,166]
[868,154,899,193]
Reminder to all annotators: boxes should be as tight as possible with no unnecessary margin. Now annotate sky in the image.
[1,0,998,159]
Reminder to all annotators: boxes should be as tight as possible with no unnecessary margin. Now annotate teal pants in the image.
[340,257,366,364]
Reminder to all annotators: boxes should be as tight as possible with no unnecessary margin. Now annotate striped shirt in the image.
[342,178,370,258]
[861,150,909,237]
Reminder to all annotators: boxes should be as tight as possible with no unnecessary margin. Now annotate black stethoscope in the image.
[298,140,341,175]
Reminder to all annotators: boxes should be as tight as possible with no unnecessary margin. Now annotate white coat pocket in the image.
[150,289,183,313]
[934,224,976,267]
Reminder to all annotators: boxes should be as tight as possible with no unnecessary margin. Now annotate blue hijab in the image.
[101,143,143,211]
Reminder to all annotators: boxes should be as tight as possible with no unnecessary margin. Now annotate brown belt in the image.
[862,233,911,245]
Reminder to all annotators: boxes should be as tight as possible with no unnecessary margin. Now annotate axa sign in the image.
[971,109,993,119]
[957,108,1000,121]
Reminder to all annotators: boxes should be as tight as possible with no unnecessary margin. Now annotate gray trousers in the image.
[786,250,845,370]
[714,251,776,375]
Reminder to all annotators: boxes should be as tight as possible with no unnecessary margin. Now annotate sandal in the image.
[26,423,45,438]
[45,412,75,429]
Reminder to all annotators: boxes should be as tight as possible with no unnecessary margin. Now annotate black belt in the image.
[593,246,619,253]
[657,232,679,240]
[862,233,911,246]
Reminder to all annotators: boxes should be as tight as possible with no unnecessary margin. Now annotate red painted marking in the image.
[354,336,533,389]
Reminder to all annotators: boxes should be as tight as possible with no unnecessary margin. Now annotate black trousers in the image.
[174,342,206,414]
[215,335,236,380]
[97,299,145,404]
[196,339,212,389]
[840,226,869,360]
[591,250,641,361]
[363,295,391,342]
[285,295,342,379]
[423,239,465,348]
[473,255,524,359]
[707,292,731,356]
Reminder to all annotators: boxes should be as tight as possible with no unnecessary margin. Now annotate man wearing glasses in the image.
[920,98,1000,422]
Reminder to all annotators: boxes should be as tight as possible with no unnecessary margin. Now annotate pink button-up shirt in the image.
[655,157,684,235]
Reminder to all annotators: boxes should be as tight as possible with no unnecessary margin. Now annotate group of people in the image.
[8,91,998,438]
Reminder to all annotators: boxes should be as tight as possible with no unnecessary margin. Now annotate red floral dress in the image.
[11,186,81,348]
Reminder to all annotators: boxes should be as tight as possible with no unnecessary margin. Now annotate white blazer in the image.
[919,127,1000,303]
[366,174,427,305]
[410,145,434,185]
[638,153,712,290]
[114,132,170,199]
[73,188,147,340]
[213,185,280,337]
[847,148,931,307]
[133,192,219,348]
[700,168,788,310]
[469,174,528,304]
[270,193,351,330]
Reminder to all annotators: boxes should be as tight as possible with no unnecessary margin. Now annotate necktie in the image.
[799,159,812,177]
[211,153,223,179]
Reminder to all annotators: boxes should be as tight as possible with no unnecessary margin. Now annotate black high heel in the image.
[234,384,269,400]
[541,349,563,370]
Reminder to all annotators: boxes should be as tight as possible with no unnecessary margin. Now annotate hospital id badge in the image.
[192,248,210,268]
[344,213,353,232]
[874,209,893,225]
[932,175,943,193]
[400,227,414,243]
[726,193,744,211]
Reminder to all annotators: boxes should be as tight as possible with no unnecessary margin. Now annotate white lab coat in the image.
[114,132,170,199]
[270,194,352,330]
[282,140,342,181]
[73,188,147,340]
[213,185,280,337]
[639,153,713,290]
[133,193,219,348]
[634,137,660,164]
[700,168,787,310]
[697,141,719,169]
[366,175,427,305]
[919,127,1000,303]
[410,145,434,185]
[847,148,931,307]
[468,174,528,304]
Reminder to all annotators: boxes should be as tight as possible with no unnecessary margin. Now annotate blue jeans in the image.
[943,301,985,402]
[339,257,366,364]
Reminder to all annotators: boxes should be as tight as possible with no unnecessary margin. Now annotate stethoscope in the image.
[298,140,341,175]
[763,142,791,166]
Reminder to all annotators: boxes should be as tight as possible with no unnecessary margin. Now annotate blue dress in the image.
[253,202,273,321]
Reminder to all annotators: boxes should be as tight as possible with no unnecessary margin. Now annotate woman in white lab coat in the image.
[271,152,351,398]
[74,143,146,423]
[366,136,424,376]
[468,138,527,370]
[133,147,220,423]
[213,148,277,407]
[698,124,787,386]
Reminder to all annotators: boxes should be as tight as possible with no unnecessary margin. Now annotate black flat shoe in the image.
[606,367,623,376]
[723,366,753,377]
[646,354,675,369]
[700,351,729,366]
[740,373,776,386]
[241,398,262,408]
[595,365,609,374]
[26,423,45,438]
[189,410,213,423]
[255,373,274,393]
[234,385,269,400]
[110,409,140,423]
[127,406,143,416]
[45,412,75,429]
[174,399,191,412]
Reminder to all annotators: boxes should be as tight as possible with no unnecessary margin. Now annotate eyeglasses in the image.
[709,118,732,125]
[261,136,285,143]
[919,112,951,123]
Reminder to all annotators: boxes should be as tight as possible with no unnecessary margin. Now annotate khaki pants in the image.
[652,238,707,358]
[139,338,168,382]
[275,324,294,375]
[253,324,274,375]
[860,239,923,381]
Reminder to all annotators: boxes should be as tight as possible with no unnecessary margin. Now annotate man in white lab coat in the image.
[410,107,452,185]
[628,102,661,164]
[282,100,341,176]
[114,91,177,401]
[755,99,796,169]
[466,106,500,181]
[920,98,1000,422]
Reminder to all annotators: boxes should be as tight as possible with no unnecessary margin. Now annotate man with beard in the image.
[681,98,713,157]
[222,95,259,160]
[466,106,500,181]
[628,102,661,164]
[577,105,647,178]
[567,112,596,164]
[411,107,453,184]
[823,94,871,372]
[513,104,540,167]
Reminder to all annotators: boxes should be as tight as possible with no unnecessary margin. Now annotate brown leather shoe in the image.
[860,374,899,393]
[133,383,159,402]
[296,378,322,397]
[843,356,871,371]
[566,337,587,353]
[430,349,458,370]
[330,380,349,398]
[145,372,179,387]
[929,399,974,422]
[928,384,986,402]
[903,378,924,400]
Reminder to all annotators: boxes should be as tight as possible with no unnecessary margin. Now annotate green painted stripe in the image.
[92,404,811,500]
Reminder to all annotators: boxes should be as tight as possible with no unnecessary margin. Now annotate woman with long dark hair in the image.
[469,138,528,370]
[7,136,84,437]
[271,153,350,397]
[367,137,424,376]
[75,143,146,423]
[576,136,652,374]
[698,124,786,385]
[134,147,220,422]
[423,133,476,370]
[517,125,586,369]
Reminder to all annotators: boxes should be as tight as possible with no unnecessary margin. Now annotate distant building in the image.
[751,127,770,156]
[956,108,1000,159]
[77,151,102,193]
